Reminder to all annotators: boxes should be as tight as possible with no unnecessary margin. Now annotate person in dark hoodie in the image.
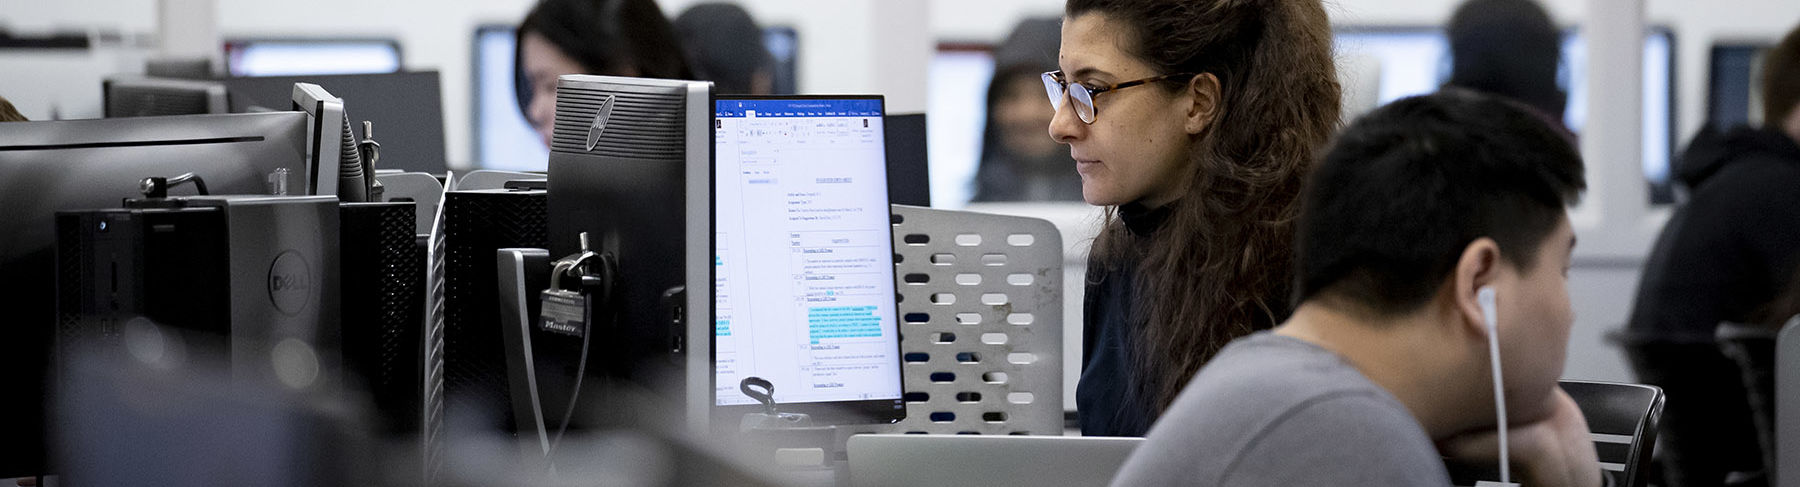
[1442,0,1566,125]
[1624,23,1800,487]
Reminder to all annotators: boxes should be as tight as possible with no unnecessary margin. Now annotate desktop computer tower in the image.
[55,195,342,392]
[440,188,548,436]
[339,202,425,438]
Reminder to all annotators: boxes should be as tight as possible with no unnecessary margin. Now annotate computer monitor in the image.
[470,25,800,170]
[288,82,350,198]
[0,111,310,477]
[925,44,996,207]
[1708,42,1771,128]
[885,113,932,207]
[223,38,403,77]
[472,25,550,172]
[545,74,714,432]
[1562,27,1677,203]
[1331,27,1451,115]
[1331,26,1677,203]
[224,72,449,174]
[103,76,229,117]
[762,26,800,95]
[711,95,906,426]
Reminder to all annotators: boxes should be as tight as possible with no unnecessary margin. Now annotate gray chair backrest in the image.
[1778,316,1800,487]
[839,205,1064,437]
[1560,380,1665,487]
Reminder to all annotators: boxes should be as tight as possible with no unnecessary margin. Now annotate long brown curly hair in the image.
[1070,0,1341,416]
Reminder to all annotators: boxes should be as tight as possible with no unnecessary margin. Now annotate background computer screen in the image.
[1708,43,1771,128]
[223,38,403,77]
[712,96,905,421]
[473,25,803,171]
[924,45,995,208]
[222,72,449,174]
[1332,26,1676,203]
[471,25,548,172]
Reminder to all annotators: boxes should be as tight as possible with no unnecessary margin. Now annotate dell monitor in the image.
[545,74,714,432]
[0,111,311,477]
[711,95,907,426]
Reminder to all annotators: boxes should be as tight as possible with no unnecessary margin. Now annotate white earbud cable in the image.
[1478,287,1510,484]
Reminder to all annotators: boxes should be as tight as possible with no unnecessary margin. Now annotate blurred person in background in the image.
[515,0,696,147]
[673,3,775,95]
[970,18,1084,202]
[1442,0,1566,125]
[1626,22,1800,487]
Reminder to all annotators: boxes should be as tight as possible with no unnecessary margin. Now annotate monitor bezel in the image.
[709,93,908,427]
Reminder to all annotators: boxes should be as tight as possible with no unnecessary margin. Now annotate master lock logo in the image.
[268,250,313,316]
[586,94,616,152]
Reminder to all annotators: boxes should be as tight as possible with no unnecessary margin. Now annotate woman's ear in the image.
[1452,238,1502,338]
[1184,73,1222,135]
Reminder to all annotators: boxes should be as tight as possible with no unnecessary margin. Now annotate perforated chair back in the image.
[839,205,1064,437]
[1560,380,1665,487]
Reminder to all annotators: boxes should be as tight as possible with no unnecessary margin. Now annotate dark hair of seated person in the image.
[513,0,696,110]
[673,2,774,95]
[1293,88,1586,315]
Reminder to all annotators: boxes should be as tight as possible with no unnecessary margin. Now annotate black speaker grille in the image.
[549,88,686,161]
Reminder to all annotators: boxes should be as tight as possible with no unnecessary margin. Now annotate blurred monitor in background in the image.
[761,26,799,95]
[969,17,1082,203]
[1709,42,1772,128]
[925,44,993,207]
[223,72,449,174]
[474,20,800,170]
[473,25,550,172]
[1331,23,1674,204]
[674,3,775,95]
[223,38,403,77]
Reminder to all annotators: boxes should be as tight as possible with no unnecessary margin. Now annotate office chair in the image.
[1776,316,1800,487]
[839,205,1066,437]
[1610,327,1764,486]
[1560,380,1665,487]
[1717,321,1781,480]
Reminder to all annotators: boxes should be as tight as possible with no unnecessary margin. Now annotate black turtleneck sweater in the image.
[1077,203,1170,437]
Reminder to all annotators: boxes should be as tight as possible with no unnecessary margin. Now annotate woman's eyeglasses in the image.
[1041,70,1198,124]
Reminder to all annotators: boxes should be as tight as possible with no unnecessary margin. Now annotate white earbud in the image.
[1475,286,1516,486]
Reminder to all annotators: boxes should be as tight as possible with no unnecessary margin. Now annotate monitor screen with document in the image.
[711,95,906,424]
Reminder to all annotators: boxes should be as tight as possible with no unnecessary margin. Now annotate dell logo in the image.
[586,94,616,152]
[267,250,313,316]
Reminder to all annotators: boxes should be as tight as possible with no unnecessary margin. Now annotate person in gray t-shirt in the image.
[1113,90,1604,486]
